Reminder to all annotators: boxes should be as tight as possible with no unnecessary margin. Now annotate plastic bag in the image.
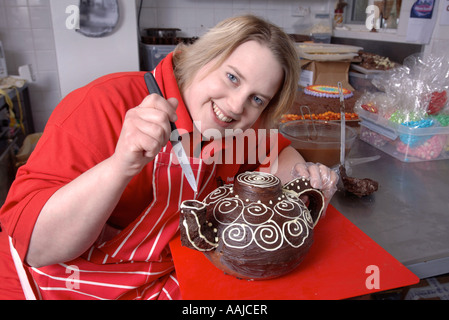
[366,52,449,123]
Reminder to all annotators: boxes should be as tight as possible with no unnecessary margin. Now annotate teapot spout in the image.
[180,200,218,251]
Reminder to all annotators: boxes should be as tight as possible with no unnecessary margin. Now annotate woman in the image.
[0,15,337,300]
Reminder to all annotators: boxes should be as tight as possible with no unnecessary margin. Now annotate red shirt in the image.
[0,53,291,299]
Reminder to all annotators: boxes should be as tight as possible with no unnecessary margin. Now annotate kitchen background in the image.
[0,0,448,133]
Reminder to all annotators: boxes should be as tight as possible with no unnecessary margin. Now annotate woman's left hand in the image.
[292,162,339,205]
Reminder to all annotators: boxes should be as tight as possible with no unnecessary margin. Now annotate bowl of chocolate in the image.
[179,171,325,280]
[279,120,357,167]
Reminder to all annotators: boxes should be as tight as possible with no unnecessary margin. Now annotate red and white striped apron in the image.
[12,146,217,300]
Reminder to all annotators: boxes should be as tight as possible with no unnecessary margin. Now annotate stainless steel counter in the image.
[331,138,449,279]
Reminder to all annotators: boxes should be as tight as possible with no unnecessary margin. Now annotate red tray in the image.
[170,204,419,300]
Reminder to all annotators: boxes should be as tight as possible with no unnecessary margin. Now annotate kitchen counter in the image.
[331,138,449,279]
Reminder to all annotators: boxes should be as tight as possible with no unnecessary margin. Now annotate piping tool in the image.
[338,82,346,167]
[144,73,198,193]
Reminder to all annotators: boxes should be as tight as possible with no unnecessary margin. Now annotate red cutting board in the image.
[170,205,419,300]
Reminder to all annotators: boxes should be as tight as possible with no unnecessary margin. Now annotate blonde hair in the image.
[173,15,299,128]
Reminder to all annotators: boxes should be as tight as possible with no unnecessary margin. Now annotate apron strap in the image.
[9,237,37,300]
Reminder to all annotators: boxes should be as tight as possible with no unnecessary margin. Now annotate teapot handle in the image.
[300,189,325,226]
[283,178,325,227]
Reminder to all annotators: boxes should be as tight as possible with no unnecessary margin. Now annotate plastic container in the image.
[279,120,357,167]
[358,108,449,162]
[349,71,381,92]
[311,33,331,43]
[310,13,332,44]
[139,43,176,71]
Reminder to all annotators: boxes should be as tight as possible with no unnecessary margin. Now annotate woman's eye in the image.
[253,96,264,106]
[227,73,238,84]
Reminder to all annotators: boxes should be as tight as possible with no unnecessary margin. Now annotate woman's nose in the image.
[227,91,247,115]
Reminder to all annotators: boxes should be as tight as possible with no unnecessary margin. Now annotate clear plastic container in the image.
[358,108,449,162]
[310,13,332,43]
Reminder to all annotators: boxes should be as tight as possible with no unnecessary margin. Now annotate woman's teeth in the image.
[213,104,233,123]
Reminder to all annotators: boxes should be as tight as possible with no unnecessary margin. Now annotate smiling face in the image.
[182,40,284,136]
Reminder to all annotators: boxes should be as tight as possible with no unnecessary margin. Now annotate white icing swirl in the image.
[205,184,233,204]
[254,221,283,251]
[237,172,280,188]
[222,223,254,249]
[243,202,274,226]
[274,200,302,219]
[202,172,316,253]
[283,218,309,248]
[213,198,244,225]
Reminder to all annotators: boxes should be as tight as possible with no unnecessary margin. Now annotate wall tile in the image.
[29,6,52,28]
[0,7,7,29]
[0,0,58,130]
[35,50,57,71]
[5,0,28,7]
[2,28,34,51]
[5,6,31,28]
[27,0,50,6]
[32,28,55,50]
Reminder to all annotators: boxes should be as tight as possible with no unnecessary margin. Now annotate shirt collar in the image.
[153,52,194,134]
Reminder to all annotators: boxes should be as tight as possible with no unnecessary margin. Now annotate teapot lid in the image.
[233,172,283,203]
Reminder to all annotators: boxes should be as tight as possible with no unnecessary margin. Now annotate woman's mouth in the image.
[213,103,233,123]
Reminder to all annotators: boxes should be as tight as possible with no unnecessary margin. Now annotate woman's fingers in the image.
[113,94,179,176]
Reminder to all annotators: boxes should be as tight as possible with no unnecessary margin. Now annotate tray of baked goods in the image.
[297,43,363,61]
[351,51,397,73]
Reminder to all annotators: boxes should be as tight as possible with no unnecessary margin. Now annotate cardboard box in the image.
[0,41,7,78]
[299,59,354,91]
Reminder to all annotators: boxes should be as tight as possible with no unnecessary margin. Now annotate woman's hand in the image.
[292,162,339,214]
[113,95,178,177]
[26,95,178,268]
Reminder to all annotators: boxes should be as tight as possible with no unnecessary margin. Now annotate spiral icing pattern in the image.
[274,200,302,219]
[222,224,254,249]
[204,185,233,204]
[236,172,280,188]
[254,221,283,251]
[208,173,314,253]
[243,203,274,226]
[213,198,244,225]
[283,218,309,248]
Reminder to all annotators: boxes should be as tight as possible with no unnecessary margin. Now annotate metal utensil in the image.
[144,73,198,193]
[338,82,346,167]
[300,105,318,141]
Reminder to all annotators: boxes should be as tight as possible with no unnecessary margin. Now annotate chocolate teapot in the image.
[179,171,325,280]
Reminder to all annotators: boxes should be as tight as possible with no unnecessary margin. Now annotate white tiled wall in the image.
[0,0,332,132]
[138,0,332,37]
[0,0,61,132]
[424,0,449,57]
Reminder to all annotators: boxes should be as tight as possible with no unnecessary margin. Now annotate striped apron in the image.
[10,145,217,300]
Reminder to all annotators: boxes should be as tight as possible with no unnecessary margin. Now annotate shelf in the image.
[333,28,408,43]
[0,82,35,134]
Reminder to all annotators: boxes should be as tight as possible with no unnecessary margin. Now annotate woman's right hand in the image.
[113,94,179,177]
[26,95,178,268]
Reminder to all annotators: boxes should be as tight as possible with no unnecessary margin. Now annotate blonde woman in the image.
[0,15,337,300]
